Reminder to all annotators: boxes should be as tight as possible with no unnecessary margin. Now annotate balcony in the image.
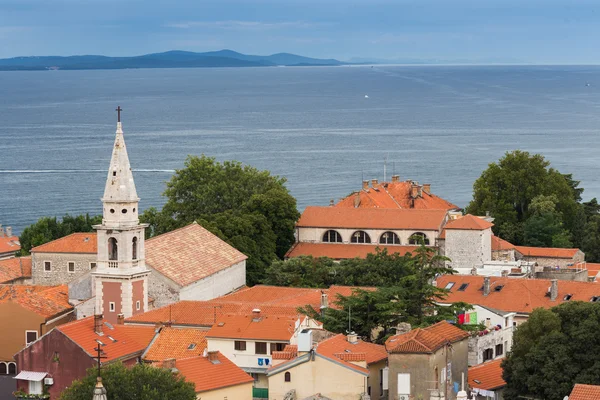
[108,261,119,268]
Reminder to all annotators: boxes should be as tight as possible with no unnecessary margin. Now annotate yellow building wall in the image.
[196,382,253,400]
[268,356,367,400]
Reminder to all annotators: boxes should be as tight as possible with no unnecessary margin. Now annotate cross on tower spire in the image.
[116,106,122,123]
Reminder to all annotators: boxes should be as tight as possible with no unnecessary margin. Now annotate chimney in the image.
[422,184,431,195]
[391,175,400,182]
[411,185,419,199]
[371,179,378,187]
[94,314,103,335]
[362,180,369,190]
[395,322,411,335]
[347,332,358,344]
[483,277,491,296]
[0,225,3,237]
[329,199,334,207]
[550,279,558,301]
[252,308,261,321]
[117,314,124,325]
[320,291,328,310]
[5,227,12,237]
[207,351,219,363]
[162,358,176,370]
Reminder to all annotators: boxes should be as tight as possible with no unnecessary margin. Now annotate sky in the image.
[0,0,598,63]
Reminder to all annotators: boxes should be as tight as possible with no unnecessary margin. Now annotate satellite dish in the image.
[564,396,569,400]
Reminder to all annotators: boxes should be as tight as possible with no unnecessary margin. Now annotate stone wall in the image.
[535,269,588,282]
[31,252,96,285]
[148,271,180,309]
[519,251,585,268]
[445,228,492,270]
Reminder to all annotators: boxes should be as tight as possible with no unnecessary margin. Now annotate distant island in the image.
[0,49,349,71]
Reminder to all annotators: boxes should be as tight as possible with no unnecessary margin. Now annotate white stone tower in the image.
[92,106,150,324]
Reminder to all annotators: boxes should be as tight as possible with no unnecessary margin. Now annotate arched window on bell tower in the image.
[132,237,138,260]
[108,238,118,260]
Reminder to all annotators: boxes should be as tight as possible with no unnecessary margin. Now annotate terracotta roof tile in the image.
[0,257,31,283]
[468,359,506,391]
[335,181,459,211]
[436,275,600,314]
[317,334,387,365]
[444,215,493,230]
[514,246,581,259]
[385,321,469,354]
[297,206,447,231]
[206,313,299,341]
[0,284,72,318]
[569,384,600,400]
[57,317,156,362]
[145,222,247,287]
[144,327,207,362]
[285,243,420,260]
[0,236,20,254]
[272,344,298,360]
[491,236,515,251]
[333,352,366,361]
[31,233,97,254]
[175,353,254,393]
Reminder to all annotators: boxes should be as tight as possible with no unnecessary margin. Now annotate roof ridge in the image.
[145,221,201,242]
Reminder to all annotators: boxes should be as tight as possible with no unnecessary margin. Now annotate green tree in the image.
[141,155,299,285]
[502,302,600,400]
[59,362,196,400]
[18,214,102,255]
[263,256,337,288]
[582,215,600,262]
[466,150,580,245]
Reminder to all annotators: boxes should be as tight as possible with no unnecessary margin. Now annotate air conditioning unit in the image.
[399,395,409,400]
[44,377,54,386]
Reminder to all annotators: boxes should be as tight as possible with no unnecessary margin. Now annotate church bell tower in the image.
[93,107,150,324]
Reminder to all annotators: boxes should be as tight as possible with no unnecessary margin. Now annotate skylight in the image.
[445,282,455,290]
[494,285,504,292]
[458,283,469,292]
[564,294,573,301]
[187,343,196,350]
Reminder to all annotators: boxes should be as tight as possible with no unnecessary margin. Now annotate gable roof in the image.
[0,284,72,319]
[145,222,247,287]
[385,321,469,354]
[514,246,581,259]
[297,206,447,231]
[335,180,459,211]
[468,359,506,391]
[57,317,156,362]
[31,233,97,254]
[143,327,207,362]
[285,243,420,260]
[316,334,387,365]
[207,313,301,341]
[175,353,254,393]
[436,275,600,314]
[444,214,493,230]
[491,236,515,251]
[0,256,31,283]
[569,384,600,400]
[0,235,20,254]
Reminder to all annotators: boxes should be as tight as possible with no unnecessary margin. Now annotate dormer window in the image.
[591,296,600,302]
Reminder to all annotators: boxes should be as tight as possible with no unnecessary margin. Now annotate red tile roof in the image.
[297,206,447,231]
[31,233,97,254]
[514,246,581,259]
[272,345,298,360]
[0,257,31,283]
[468,359,506,391]
[0,284,72,318]
[145,222,247,287]
[285,243,420,260]
[444,215,493,230]
[144,327,208,362]
[0,236,20,254]
[175,353,254,393]
[335,181,459,211]
[436,275,600,314]
[206,313,300,341]
[57,317,156,362]
[385,321,469,354]
[491,236,515,251]
[316,334,387,365]
[569,384,600,400]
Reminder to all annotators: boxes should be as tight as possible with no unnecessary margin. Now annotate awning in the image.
[14,371,47,381]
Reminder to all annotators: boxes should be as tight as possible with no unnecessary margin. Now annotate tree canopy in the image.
[18,214,101,255]
[59,362,196,400]
[502,302,600,400]
[140,155,299,285]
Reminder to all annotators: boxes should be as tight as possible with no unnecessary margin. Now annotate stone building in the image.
[444,215,493,273]
[385,321,470,400]
[462,305,515,366]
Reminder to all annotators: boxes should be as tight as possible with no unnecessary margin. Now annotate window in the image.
[483,348,494,362]
[136,301,141,311]
[109,302,116,312]
[0,363,6,375]
[494,285,504,292]
[255,342,267,355]
[564,294,573,301]
[458,283,469,291]
[132,237,138,260]
[380,231,400,245]
[496,344,503,357]
[26,330,38,345]
[351,230,371,244]
[8,363,16,375]
[284,372,291,382]
[187,343,196,350]
[44,261,51,271]
[270,343,286,353]
[322,230,342,243]
[591,296,600,303]
[234,341,246,351]
[90,262,97,269]
[29,380,42,395]
[444,282,455,290]
[68,262,75,273]
[108,237,118,260]
[409,232,430,245]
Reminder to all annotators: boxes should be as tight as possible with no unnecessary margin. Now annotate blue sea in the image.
[1,65,600,234]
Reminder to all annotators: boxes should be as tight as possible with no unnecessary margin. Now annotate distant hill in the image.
[0,50,345,71]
